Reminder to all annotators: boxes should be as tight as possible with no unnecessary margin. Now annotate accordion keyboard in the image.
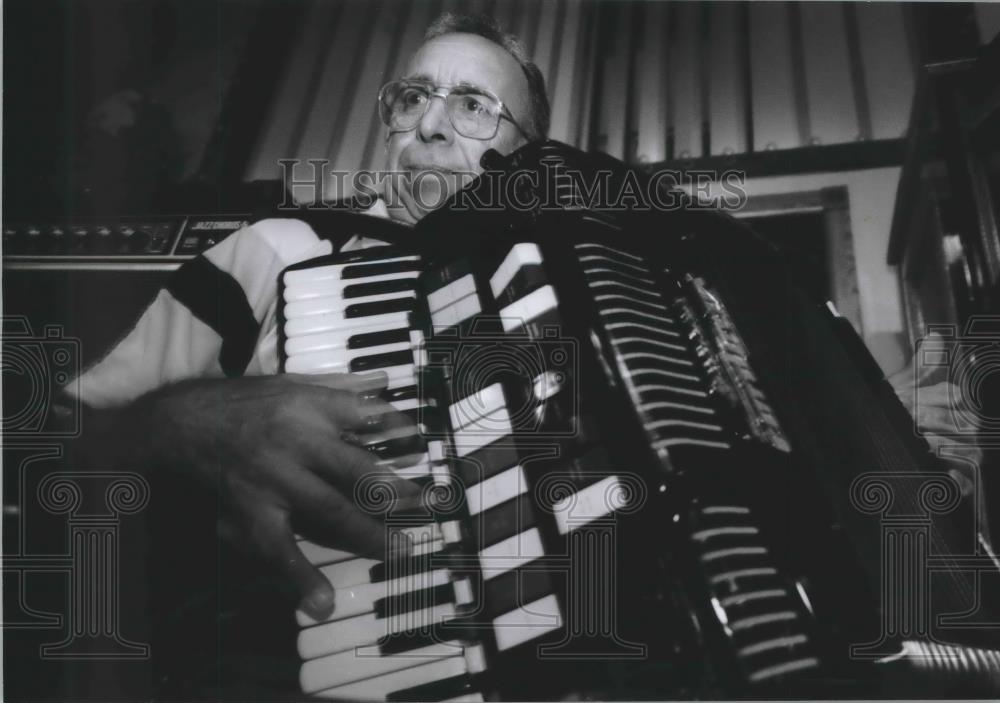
[280,242,642,700]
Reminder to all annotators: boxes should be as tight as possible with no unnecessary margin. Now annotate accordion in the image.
[277,142,1000,700]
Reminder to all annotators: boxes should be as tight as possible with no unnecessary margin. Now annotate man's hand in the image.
[123,371,420,620]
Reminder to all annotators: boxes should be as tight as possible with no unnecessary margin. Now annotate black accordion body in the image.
[274,142,1000,700]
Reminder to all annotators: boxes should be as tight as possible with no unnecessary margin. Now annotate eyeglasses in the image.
[378,79,529,141]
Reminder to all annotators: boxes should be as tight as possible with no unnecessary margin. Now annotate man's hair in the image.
[424,12,550,141]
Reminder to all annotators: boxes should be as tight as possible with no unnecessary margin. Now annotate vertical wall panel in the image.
[295,1,374,169]
[492,0,518,32]
[856,3,914,140]
[670,3,701,158]
[707,2,747,155]
[513,0,543,56]
[244,3,340,181]
[573,0,600,148]
[386,0,441,84]
[330,2,407,198]
[799,3,858,145]
[547,0,584,143]
[248,0,920,182]
[633,2,669,164]
[532,0,560,96]
[749,2,798,150]
[593,2,632,158]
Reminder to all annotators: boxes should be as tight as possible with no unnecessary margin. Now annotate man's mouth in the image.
[403,162,456,174]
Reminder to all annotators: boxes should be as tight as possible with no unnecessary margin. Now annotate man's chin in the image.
[409,172,463,214]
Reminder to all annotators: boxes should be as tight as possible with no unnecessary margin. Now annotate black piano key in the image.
[383,384,419,404]
[401,406,444,433]
[421,258,472,295]
[366,430,427,460]
[349,349,415,372]
[370,552,440,583]
[377,619,459,655]
[348,327,412,350]
[495,263,549,309]
[343,277,418,299]
[467,493,537,550]
[375,581,455,619]
[345,296,416,318]
[453,440,522,485]
[482,568,553,616]
[517,308,565,341]
[341,259,422,279]
[387,673,474,702]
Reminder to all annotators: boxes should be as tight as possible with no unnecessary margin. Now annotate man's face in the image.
[384,33,531,224]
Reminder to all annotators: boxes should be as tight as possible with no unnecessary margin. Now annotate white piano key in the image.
[300,641,464,694]
[285,291,416,319]
[285,332,412,358]
[298,522,441,571]
[430,292,481,329]
[428,441,444,462]
[285,351,351,374]
[288,342,413,372]
[315,652,467,700]
[489,242,543,299]
[479,528,545,580]
[453,409,512,457]
[299,602,457,660]
[297,568,452,627]
[500,285,558,332]
[283,270,420,302]
[453,578,474,606]
[466,464,527,516]
[411,538,445,557]
[285,311,410,337]
[492,593,562,651]
[320,557,380,589]
[427,273,477,314]
[283,256,420,286]
[284,329,351,355]
[449,383,506,430]
[410,329,426,368]
[432,463,451,486]
[299,541,358,567]
[389,396,420,412]
[382,363,416,389]
[551,475,628,535]
[441,520,462,545]
[389,461,433,479]
[285,351,350,374]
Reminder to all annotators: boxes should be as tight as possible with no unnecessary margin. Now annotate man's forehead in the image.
[403,33,525,95]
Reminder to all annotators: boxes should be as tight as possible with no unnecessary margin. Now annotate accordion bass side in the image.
[278,143,1000,700]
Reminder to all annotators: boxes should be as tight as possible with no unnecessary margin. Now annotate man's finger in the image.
[300,436,421,503]
[281,465,405,559]
[244,504,337,621]
[285,371,389,396]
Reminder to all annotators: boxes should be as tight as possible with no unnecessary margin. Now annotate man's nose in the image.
[416,96,453,143]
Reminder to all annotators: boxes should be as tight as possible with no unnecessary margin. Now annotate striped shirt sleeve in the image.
[67,218,333,409]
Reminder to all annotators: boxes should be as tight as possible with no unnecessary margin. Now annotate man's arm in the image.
[74,371,419,620]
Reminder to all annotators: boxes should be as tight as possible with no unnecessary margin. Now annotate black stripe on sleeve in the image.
[166,256,261,377]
